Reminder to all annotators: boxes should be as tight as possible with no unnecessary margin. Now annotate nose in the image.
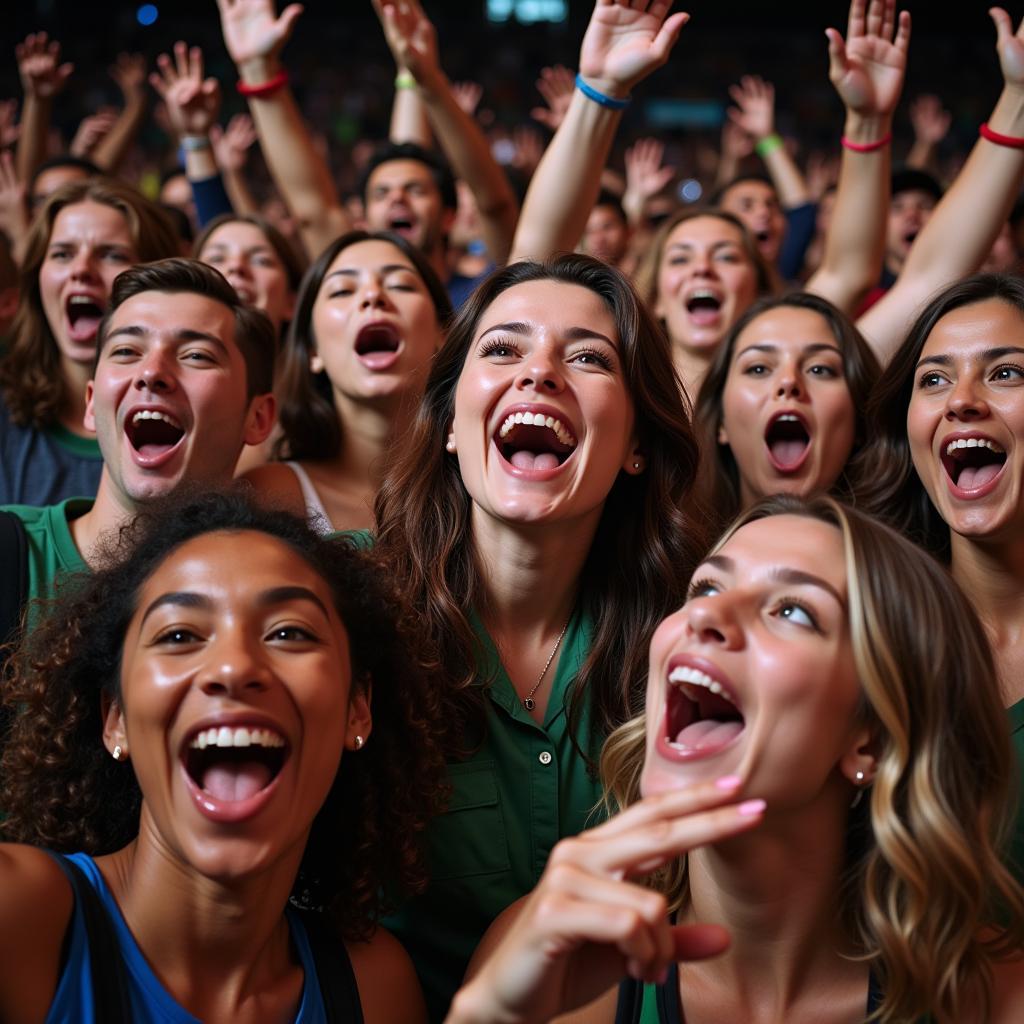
[685,595,743,649]
[775,361,803,399]
[515,343,565,394]
[224,252,250,277]
[69,247,98,280]
[133,349,176,393]
[944,375,989,421]
[198,628,272,698]
[359,277,388,310]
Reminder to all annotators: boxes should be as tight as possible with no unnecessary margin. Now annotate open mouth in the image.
[754,229,771,245]
[495,410,577,471]
[355,322,401,356]
[765,413,810,472]
[685,290,723,325]
[665,665,745,755]
[941,437,1006,492]
[903,230,919,248]
[387,213,416,237]
[65,295,105,343]
[183,725,289,804]
[125,409,185,458]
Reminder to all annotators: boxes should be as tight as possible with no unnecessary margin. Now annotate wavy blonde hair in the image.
[602,494,1024,1023]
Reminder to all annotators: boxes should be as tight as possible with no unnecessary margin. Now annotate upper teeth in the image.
[668,665,736,705]
[132,410,181,428]
[690,289,719,301]
[776,414,800,423]
[68,295,98,306]
[189,726,286,750]
[498,411,577,448]
[945,438,1004,456]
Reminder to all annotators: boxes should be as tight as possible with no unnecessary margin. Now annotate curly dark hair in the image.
[0,488,448,941]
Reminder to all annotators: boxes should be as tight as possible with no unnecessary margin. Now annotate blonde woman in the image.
[450,496,1024,1024]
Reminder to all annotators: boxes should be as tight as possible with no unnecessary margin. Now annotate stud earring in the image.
[354,735,365,750]
[633,461,641,470]
[112,745,124,762]
[850,770,867,808]
[445,439,456,453]
[855,770,865,782]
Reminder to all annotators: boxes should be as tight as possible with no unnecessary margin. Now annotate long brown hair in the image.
[853,272,1024,561]
[0,179,179,429]
[695,291,880,530]
[602,495,1024,1023]
[373,255,708,754]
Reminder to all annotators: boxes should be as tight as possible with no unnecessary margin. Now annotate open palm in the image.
[216,0,302,67]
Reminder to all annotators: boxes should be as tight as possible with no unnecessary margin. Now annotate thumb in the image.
[650,12,689,65]
[279,4,304,40]
[825,28,848,75]
[990,7,1013,45]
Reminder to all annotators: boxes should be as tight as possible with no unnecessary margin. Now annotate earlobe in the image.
[101,696,128,762]
[839,729,878,794]
[346,683,373,751]
[310,352,325,375]
[244,394,277,446]
[83,381,96,433]
[622,447,645,474]
[717,421,729,446]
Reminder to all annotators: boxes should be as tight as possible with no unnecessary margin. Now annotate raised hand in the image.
[825,0,910,118]
[216,0,303,71]
[510,124,543,174]
[448,778,763,1024]
[577,0,689,100]
[0,150,28,247]
[211,112,257,172]
[15,33,73,100]
[69,109,117,158]
[624,137,675,203]
[110,52,147,102]
[991,8,1024,90]
[909,94,951,146]
[531,64,575,131]
[721,118,754,161]
[728,75,776,141]
[149,43,221,139]
[452,80,483,118]
[371,0,441,85]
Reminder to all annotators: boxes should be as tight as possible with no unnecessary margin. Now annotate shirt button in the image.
[538,751,553,765]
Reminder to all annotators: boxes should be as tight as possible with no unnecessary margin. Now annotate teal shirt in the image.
[384,606,605,1022]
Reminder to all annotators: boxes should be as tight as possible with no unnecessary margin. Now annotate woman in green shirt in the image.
[373,252,706,1018]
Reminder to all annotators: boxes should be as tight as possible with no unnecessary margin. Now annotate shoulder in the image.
[239,462,305,513]
[347,926,427,1024]
[989,953,1024,1023]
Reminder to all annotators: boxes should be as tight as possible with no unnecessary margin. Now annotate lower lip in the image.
[125,430,186,470]
[180,760,284,824]
[492,439,576,481]
[357,349,402,371]
[943,459,1008,501]
[654,708,744,764]
[764,438,811,474]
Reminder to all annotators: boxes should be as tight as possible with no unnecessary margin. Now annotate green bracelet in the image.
[754,133,784,158]
[395,70,417,90]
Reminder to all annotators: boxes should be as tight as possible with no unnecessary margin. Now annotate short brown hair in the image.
[96,258,276,398]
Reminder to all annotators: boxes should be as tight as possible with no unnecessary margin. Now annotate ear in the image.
[345,679,373,751]
[243,393,277,446]
[309,351,325,375]
[838,727,878,791]
[101,694,128,761]
[717,420,729,446]
[621,440,645,475]
[83,380,97,433]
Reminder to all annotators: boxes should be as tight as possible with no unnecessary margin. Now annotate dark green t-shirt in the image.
[1008,699,1024,876]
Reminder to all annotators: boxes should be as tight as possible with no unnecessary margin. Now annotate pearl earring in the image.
[354,735,365,750]
[633,461,641,470]
[855,770,865,781]
[112,745,124,762]
[445,439,456,453]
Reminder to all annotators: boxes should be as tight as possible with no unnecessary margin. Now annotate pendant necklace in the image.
[522,619,570,712]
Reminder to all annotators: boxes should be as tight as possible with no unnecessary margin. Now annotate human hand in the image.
[531,64,575,131]
[211,112,257,172]
[448,779,763,1024]
[625,137,675,202]
[69,108,117,158]
[15,33,73,100]
[825,0,910,119]
[721,118,754,161]
[149,43,222,140]
[578,0,689,101]
[510,124,544,174]
[0,101,20,150]
[110,52,147,102]
[805,150,839,199]
[909,94,951,146]
[216,0,303,72]
[990,8,1024,92]
[0,150,28,242]
[727,75,775,141]
[452,80,483,117]
[371,0,441,85]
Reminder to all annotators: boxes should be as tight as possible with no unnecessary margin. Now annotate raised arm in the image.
[857,7,1024,363]
[13,33,72,185]
[373,0,518,265]
[509,0,688,264]
[806,0,910,316]
[727,75,810,209]
[905,94,951,175]
[92,54,149,173]
[216,0,349,259]
[211,114,260,216]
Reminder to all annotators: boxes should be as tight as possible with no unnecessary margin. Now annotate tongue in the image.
[68,314,102,343]
[770,439,807,469]
[201,760,272,802]
[673,719,743,750]
[688,305,720,326]
[958,462,1002,491]
[510,450,560,471]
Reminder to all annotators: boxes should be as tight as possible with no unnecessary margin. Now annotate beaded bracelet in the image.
[237,70,289,99]
[574,74,630,111]
[980,122,1024,149]
[840,132,892,153]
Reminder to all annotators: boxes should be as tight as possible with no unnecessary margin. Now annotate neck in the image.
[673,347,713,404]
[68,468,135,569]
[326,389,412,488]
[58,357,93,437]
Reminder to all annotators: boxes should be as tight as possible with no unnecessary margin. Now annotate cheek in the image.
[906,398,936,472]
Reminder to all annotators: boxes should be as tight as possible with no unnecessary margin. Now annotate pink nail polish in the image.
[737,799,766,816]
[715,775,742,790]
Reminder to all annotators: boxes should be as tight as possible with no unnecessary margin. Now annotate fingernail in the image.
[715,775,742,790]
[737,799,766,816]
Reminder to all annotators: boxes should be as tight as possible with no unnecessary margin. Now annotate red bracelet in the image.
[840,132,892,153]
[980,122,1024,149]
[237,70,289,99]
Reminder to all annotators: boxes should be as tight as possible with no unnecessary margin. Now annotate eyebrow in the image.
[103,325,230,355]
[324,264,416,281]
[735,343,843,357]
[478,321,618,347]
[139,586,330,630]
[915,345,1024,370]
[666,240,741,252]
[700,554,845,606]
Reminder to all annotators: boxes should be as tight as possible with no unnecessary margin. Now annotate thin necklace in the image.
[522,619,570,712]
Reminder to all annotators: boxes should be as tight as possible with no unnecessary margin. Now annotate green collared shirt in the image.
[384,606,605,1022]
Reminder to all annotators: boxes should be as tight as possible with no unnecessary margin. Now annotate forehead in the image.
[891,189,936,210]
[33,165,90,201]
[201,221,273,251]
[475,279,619,339]
[722,181,777,206]
[921,298,1024,357]
[104,290,236,346]
[665,216,745,250]
[734,306,837,353]
[713,515,847,597]
[588,204,626,227]
[367,159,439,194]
[51,200,132,241]
[324,238,419,277]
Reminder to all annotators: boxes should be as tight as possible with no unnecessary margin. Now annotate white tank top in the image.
[284,461,335,536]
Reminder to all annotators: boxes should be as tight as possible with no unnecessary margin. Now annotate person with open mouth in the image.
[242,230,451,533]
[447,496,1024,1024]
[695,292,880,531]
[0,490,444,1023]
[857,272,1024,877]
[0,179,179,506]
[372,252,706,1020]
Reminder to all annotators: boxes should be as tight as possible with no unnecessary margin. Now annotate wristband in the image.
[574,74,630,111]
[980,122,1024,149]
[395,70,417,90]
[840,132,892,153]
[237,70,289,99]
[754,133,784,158]
[180,135,211,151]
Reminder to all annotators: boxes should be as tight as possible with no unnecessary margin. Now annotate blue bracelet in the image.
[574,73,630,111]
